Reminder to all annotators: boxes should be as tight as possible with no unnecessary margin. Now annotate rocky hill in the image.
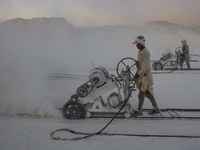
[140,21,200,35]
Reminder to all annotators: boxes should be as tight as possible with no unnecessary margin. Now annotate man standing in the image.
[180,40,191,70]
[132,35,159,115]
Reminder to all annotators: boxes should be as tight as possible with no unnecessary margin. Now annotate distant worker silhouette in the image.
[180,40,191,70]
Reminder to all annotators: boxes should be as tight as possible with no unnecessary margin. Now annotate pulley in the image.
[89,66,109,87]
[107,92,120,108]
[76,84,89,98]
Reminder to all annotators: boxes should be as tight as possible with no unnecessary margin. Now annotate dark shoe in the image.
[134,111,143,116]
[133,111,143,117]
[148,109,160,115]
[137,111,143,115]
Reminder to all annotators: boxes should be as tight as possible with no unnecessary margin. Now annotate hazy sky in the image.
[1,0,200,29]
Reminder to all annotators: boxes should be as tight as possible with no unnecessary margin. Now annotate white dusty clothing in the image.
[136,47,154,97]
[182,44,189,57]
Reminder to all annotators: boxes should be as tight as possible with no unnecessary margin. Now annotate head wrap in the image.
[182,40,186,46]
[133,36,146,46]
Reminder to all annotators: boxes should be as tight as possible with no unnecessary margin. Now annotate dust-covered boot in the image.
[148,109,160,115]
[133,110,143,117]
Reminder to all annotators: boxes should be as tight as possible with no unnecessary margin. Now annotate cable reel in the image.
[107,92,120,108]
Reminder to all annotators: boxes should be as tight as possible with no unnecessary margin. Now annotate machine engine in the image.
[62,58,137,119]
[160,51,174,61]
[76,67,108,98]
[89,66,109,87]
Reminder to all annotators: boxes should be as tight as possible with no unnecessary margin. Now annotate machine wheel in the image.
[62,100,86,119]
[153,62,163,70]
[124,112,131,118]
[116,57,136,78]
[85,111,91,118]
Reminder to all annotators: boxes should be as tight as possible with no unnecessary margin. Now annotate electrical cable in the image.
[190,54,200,57]
[50,128,200,141]
[50,88,200,140]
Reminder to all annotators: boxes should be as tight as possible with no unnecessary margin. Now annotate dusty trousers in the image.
[180,56,191,69]
[138,90,158,111]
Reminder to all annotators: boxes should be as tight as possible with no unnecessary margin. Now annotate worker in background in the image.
[180,40,191,70]
[132,35,160,115]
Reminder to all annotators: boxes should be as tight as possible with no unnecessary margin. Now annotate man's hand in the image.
[135,61,139,67]
[134,73,139,79]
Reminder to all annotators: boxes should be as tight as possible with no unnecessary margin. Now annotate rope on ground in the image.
[50,128,200,141]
